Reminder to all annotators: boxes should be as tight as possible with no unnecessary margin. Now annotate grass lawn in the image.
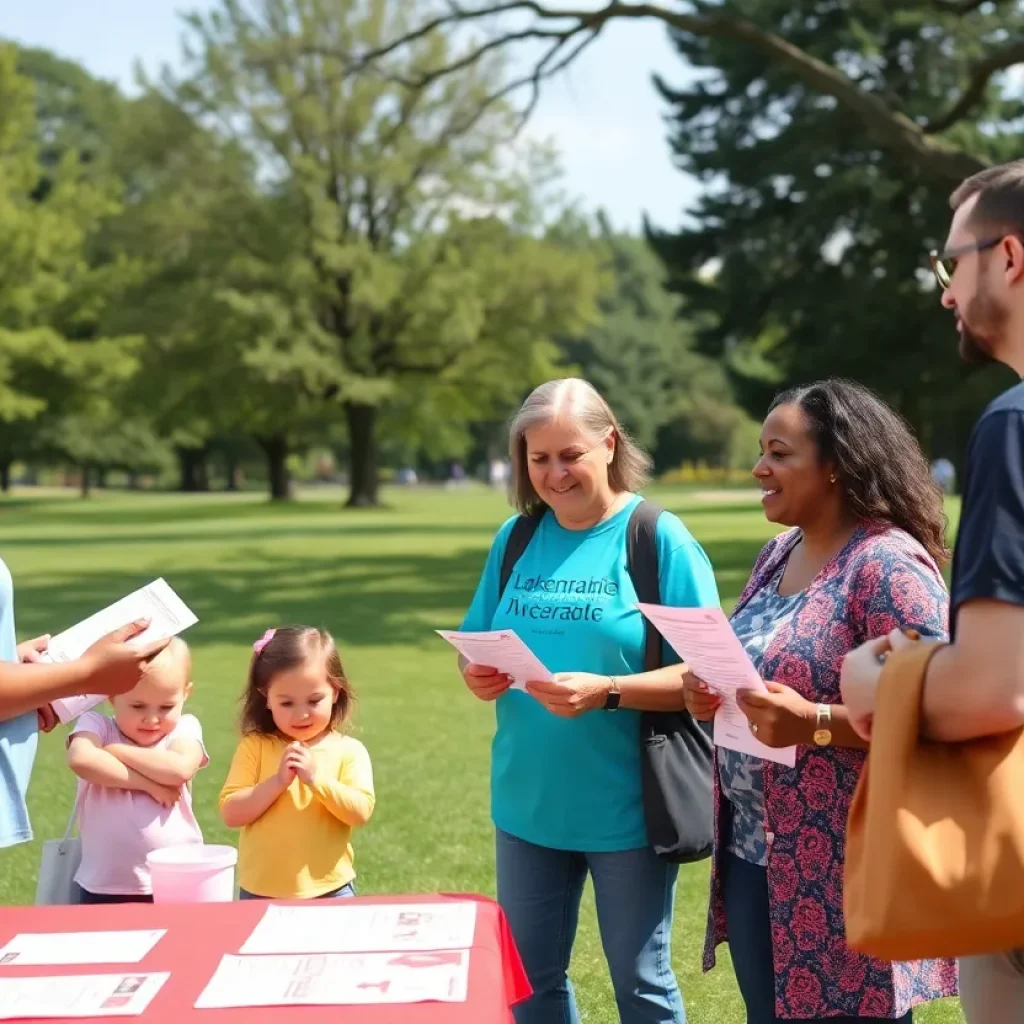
[0,484,963,1022]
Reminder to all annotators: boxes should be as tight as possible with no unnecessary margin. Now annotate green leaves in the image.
[559,222,755,469]
[651,0,1024,456]
[0,44,136,459]
[151,0,601,502]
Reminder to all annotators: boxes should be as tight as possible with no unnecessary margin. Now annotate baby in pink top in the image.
[66,638,208,903]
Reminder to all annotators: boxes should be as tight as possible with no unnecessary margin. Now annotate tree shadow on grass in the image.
[14,534,768,651]
[0,522,502,548]
[14,546,492,652]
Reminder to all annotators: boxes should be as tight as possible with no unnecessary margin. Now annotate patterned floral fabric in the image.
[718,563,803,867]
[702,523,959,1019]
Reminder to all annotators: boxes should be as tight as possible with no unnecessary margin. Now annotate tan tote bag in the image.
[844,640,1024,960]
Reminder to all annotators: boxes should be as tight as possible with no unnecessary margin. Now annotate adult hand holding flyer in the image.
[436,629,552,691]
[637,604,797,767]
[48,579,198,724]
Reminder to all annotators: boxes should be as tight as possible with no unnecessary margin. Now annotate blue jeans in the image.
[238,882,356,900]
[495,828,684,1024]
[721,853,911,1024]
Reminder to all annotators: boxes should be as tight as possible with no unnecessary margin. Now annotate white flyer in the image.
[436,629,551,691]
[0,972,169,1018]
[48,578,198,723]
[0,929,166,966]
[240,902,478,956]
[637,604,797,767]
[194,951,470,1008]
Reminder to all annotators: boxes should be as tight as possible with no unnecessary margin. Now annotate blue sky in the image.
[3,0,701,233]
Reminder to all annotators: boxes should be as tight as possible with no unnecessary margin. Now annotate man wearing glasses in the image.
[842,160,1024,1022]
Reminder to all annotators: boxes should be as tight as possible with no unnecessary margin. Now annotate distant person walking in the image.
[930,457,956,495]
[843,160,1024,1023]
[488,456,509,491]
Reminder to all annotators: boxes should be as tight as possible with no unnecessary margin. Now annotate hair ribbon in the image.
[253,628,276,655]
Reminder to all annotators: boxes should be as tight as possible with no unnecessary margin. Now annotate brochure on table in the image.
[0,973,168,1019]
[240,901,478,955]
[195,951,470,1009]
[0,930,166,967]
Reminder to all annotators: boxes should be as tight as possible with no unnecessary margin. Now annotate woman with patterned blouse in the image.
[683,380,959,1023]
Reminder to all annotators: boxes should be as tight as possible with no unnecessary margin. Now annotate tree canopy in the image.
[333,0,1023,182]
[9,0,1005,497]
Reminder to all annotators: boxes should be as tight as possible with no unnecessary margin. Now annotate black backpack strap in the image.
[626,499,664,672]
[498,510,545,599]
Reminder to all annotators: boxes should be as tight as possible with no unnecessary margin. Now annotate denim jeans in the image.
[495,828,684,1024]
[238,882,356,900]
[721,853,911,1024]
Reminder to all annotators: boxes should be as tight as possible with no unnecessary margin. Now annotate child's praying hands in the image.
[283,742,315,785]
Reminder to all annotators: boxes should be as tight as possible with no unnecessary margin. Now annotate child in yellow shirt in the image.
[219,626,374,899]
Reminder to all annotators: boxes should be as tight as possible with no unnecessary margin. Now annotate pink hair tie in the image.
[253,629,276,655]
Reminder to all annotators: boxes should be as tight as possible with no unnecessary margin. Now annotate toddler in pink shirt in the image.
[66,638,208,903]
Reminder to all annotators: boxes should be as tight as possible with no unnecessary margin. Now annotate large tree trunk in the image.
[344,401,379,507]
[257,435,292,501]
[80,466,92,499]
[177,446,210,493]
[0,462,10,493]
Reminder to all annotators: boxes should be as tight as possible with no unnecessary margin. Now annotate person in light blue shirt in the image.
[459,378,720,1024]
[0,554,175,852]
[0,556,51,849]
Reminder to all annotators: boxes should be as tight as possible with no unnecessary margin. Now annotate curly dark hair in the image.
[770,379,950,565]
[239,626,354,736]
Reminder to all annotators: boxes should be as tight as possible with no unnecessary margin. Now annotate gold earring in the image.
[830,475,837,483]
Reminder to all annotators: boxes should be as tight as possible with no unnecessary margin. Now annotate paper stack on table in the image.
[0,972,169,1019]
[195,951,470,1009]
[436,629,551,691]
[0,930,166,967]
[48,579,198,724]
[637,604,797,767]
[195,901,479,1010]
[239,901,478,955]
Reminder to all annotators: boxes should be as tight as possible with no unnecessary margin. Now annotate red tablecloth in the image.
[0,893,531,1022]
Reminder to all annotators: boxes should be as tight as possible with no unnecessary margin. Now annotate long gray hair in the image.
[508,378,651,515]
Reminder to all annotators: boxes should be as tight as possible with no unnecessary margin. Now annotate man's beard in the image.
[958,287,1006,366]
[959,323,993,365]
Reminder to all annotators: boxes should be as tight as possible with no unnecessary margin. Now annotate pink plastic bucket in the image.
[147,844,237,903]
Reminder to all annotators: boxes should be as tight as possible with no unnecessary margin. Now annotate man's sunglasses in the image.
[929,237,1004,289]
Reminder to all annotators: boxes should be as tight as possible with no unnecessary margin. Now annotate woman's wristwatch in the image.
[813,703,833,746]
[603,676,621,711]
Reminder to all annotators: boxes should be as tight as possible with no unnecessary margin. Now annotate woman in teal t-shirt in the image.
[459,378,720,1024]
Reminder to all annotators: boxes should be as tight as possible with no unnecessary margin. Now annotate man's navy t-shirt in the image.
[951,380,1024,636]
